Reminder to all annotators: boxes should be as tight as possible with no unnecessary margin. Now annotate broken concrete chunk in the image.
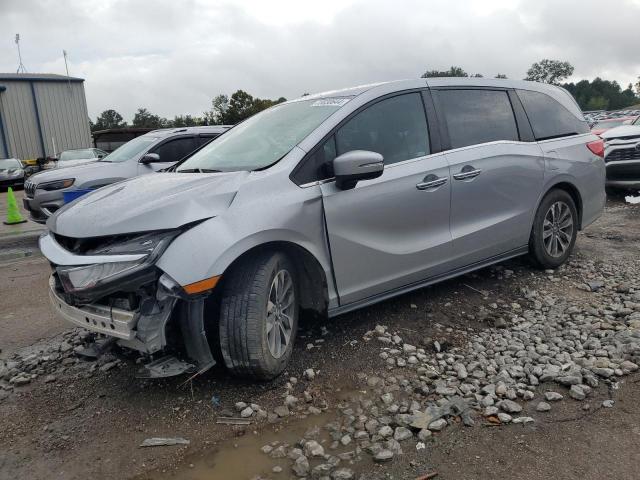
[139,437,190,447]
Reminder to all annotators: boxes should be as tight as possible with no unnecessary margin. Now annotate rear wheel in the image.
[529,189,578,269]
[218,251,298,380]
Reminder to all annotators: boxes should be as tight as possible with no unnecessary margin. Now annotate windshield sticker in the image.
[311,98,350,107]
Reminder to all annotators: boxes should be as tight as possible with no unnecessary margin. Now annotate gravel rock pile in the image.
[259,257,640,478]
[0,329,118,399]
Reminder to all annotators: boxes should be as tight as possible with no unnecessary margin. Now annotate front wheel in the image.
[218,251,298,380]
[529,189,578,269]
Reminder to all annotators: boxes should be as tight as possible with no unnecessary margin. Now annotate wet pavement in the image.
[1,197,640,480]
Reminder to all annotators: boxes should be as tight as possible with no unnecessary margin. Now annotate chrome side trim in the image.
[605,160,640,168]
[49,276,136,340]
[39,232,147,266]
[416,177,447,190]
[453,169,482,180]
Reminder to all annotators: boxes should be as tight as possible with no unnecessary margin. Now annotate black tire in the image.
[529,189,578,269]
[218,251,298,380]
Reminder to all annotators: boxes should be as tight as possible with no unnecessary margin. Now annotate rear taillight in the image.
[587,139,604,158]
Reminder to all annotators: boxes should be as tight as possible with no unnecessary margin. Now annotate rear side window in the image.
[517,90,589,141]
[436,90,519,149]
[153,137,197,163]
[336,93,430,165]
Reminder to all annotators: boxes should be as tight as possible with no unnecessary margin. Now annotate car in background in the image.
[601,122,640,192]
[39,78,605,380]
[24,125,230,223]
[52,148,108,169]
[0,158,25,189]
[591,117,637,135]
[591,116,638,136]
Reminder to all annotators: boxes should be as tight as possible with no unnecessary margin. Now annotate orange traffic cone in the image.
[3,187,27,225]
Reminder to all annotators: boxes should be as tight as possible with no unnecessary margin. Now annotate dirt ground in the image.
[1,196,639,480]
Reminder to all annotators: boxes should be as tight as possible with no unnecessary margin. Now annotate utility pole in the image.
[15,34,27,73]
[63,50,72,90]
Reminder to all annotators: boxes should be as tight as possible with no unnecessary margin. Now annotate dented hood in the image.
[48,171,249,238]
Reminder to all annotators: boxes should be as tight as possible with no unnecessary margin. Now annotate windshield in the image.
[634,117,640,125]
[593,119,626,130]
[0,159,21,170]
[176,98,349,172]
[100,136,158,163]
[59,149,97,161]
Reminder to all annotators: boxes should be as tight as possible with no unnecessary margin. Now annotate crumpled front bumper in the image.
[41,231,216,374]
[48,275,136,341]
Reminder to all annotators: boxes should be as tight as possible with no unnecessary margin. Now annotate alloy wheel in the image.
[542,201,574,258]
[266,269,295,358]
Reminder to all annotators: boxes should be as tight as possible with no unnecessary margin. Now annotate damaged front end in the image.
[40,230,216,378]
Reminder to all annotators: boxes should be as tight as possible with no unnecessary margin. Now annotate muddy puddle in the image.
[148,389,372,480]
[0,246,39,264]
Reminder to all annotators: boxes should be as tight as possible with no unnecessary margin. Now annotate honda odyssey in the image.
[40,78,605,379]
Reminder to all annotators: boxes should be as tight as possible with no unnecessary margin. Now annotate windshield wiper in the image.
[177,168,223,173]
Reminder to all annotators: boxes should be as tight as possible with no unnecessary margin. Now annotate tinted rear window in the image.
[517,89,589,140]
[436,90,519,149]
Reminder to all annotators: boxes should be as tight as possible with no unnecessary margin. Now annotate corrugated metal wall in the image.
[35,81,91,157]
[0,79,91,160]
[0,81,41,159]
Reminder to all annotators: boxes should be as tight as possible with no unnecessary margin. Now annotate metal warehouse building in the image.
[0,73,92,160]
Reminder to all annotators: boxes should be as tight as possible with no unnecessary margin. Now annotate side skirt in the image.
[327,246,529,318]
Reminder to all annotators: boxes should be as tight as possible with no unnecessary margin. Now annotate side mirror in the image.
[139,153,160,164]
[333,150,384,190]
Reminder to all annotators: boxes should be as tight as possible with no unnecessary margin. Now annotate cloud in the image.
[1,0,638,121]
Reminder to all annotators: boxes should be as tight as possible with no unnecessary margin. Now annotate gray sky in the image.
[1,0,639,121]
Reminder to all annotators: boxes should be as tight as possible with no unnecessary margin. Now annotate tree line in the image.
[91,60,640,131]
[90,89,287,131]
[421,60,640,111]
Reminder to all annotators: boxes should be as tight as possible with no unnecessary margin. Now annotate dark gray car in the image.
[40,79,605,380]
[23,125,230,222]
[0,158,25,189]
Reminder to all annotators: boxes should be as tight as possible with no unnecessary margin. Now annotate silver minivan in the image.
[40,79,605,379]
[24,126,229,223]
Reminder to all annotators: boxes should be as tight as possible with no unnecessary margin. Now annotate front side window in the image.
[517,89,589,141]
[176,98,348,172]
[436,89,519,149]
[152,137,197,163]
[335,93,430,165]
[294,136,337,185]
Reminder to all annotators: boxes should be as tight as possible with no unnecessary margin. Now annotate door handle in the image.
[453,166,482,180]
[416,175,448,190]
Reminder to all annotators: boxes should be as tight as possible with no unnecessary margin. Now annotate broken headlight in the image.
[58,261,142,290]
[56,230,180,293]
